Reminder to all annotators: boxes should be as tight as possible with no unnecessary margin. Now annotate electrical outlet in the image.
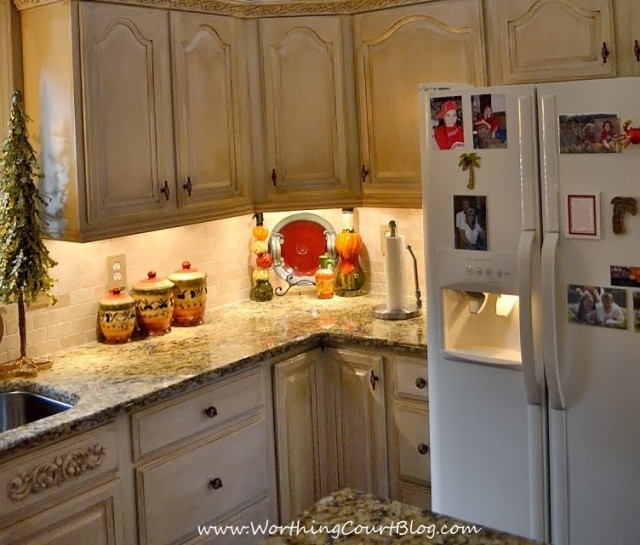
[380,224,390,255]
[107,255,127,290]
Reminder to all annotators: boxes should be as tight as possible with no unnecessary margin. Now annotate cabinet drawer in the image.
[398,481,431,510]
[0,423,119,520]
[197,498,271,545]
[131,369,263,460]
[394,357,428,401]
[137,417,269,545]
[396,403,430,484]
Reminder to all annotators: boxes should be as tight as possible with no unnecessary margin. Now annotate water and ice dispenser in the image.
[435,249,522,367]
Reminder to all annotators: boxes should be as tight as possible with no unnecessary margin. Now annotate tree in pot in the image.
[0,90,57,376]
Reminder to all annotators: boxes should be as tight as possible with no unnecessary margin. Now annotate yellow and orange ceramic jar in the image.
[132,272,174,336]
[168,261,207,326]
[98,288,136,344]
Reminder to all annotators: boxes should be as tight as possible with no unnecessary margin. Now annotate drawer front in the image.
[197,498,271,545]
[137,417,268,545]
[0,424,119,519]
[398,481,431,510]
[396,404,430,483]
[131,368,264,459]
[394,358,428,401]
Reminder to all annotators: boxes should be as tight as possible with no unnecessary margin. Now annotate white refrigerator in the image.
[420,78,640,545]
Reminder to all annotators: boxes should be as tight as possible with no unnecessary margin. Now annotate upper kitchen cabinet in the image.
[353,0,486,208]
[257,16,361,211]
[20,2,253,242]
[485,0,615,84]
[0,0,21,131]
[613,0,640,76]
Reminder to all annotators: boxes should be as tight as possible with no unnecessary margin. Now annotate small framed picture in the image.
[565,192,600,239]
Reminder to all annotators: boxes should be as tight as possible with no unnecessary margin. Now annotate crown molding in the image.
[13,0,428,16]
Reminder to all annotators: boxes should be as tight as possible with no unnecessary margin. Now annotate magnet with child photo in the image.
[567,284,627,329]
[559,114,622,153]
[453,195,487,251]
[431,96,464,151]
[472,93,507,149]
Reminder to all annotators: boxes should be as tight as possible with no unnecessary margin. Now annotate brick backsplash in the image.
[0,207,424,362]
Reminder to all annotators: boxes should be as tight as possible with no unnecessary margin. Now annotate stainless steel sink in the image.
[0,391,73,433]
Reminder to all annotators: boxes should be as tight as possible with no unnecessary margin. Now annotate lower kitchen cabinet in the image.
[273,347,429,519]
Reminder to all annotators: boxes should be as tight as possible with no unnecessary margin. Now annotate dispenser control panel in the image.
[436,249,518,294]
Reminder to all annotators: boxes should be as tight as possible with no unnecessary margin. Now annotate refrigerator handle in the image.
[517,230,541,405]
[540,94,560,233]
[517,95,537,231]
[541,232,565,409]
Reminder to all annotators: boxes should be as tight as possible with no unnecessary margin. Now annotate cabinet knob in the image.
[634,40,640,62]
[417,443,429,455]
[209,477,223,490]
[160,180,170,201]
[271,168,277,187]
[183,176,193,196]
[369,369,379,390]
[601,42,610,64]
[415,377,427,390]
[204,406,218,418]
[360,164,369,184]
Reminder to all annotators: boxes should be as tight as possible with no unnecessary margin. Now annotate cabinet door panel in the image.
[171,13,250,212]
[354,0,486,206]
[80,3,174,224]
[486,0,614,83]
[395,403,430,483]
[260,17,358,207]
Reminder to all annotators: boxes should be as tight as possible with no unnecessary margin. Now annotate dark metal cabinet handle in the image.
[415,377,427,390]
[209,478,223,490]
[204,406,217,418]
[160,180,170,201]
[370,369,379,390]
[634,40,640,62]
[183,176,193,196]
[271,168,277,187]
[601,42,610,64]
[361,164,369,184]
[417,443,430,455]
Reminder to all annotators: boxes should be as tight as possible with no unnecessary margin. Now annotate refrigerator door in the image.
[421,84,545,540]
[539,77,640,545]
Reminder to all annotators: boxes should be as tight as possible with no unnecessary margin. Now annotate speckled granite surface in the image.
[262,488,543,545]
[0,294,426,461]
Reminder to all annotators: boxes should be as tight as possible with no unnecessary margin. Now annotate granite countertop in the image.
[0,294,426,461]
[262,488,543,545]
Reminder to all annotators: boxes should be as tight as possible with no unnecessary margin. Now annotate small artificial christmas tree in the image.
[0,90,57,376]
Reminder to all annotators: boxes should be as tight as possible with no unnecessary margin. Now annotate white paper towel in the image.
[385,235,407,310]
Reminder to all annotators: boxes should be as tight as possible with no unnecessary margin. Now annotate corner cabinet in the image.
[485,0,615,83]
[353,0,486,207]
[21,2,253,242]
[257,16,361,210]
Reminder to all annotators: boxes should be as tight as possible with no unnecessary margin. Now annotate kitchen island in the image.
[262,488,543,545]
[0,293,425,460]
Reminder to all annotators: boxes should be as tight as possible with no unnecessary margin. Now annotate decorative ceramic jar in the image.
[98,288,136,344]
[335,208,366,297]
[315,254,335,299]
[132,271,174,336]
[168,261,207,326]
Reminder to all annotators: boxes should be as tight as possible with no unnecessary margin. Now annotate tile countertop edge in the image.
[0,294,427,461]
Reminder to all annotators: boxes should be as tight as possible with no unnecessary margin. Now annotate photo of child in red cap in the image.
[431,96,464,151]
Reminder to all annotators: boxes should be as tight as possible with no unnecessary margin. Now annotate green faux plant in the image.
[0,90,57,375]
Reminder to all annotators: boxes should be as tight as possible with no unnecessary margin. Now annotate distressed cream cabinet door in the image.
[258,16,360,210]
[273,350,335,521]
[0,0,20,131]
[354,0,486,207]
[613,0,640,76]
[80,3,176,230]
[485,0,615,84]
[170,12,253,219]
[326,348,388,498]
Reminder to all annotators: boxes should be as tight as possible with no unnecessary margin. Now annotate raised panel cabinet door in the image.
[80,3,175,225]
[273,351,329,522]
[485,0,614,83]
[170,12,252,216]
[354,0,486,207]
[613,0,640,76]
[259,17,358,208]
[328,349,388,497]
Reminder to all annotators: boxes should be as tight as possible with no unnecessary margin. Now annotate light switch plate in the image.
[107,255,127,290]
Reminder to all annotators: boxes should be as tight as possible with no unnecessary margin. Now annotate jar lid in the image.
[168,261,206,283]
[99,287,134,307]
[133,271,174,292]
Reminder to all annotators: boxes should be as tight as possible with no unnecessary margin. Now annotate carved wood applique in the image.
[7,443,106,501]
[610,197,637,234]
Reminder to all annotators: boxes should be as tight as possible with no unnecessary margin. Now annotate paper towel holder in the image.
[373,227,422,320]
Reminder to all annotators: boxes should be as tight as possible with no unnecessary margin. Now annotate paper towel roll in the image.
[385,235,408,311]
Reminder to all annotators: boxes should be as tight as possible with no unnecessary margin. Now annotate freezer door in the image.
[539,77,640,545]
